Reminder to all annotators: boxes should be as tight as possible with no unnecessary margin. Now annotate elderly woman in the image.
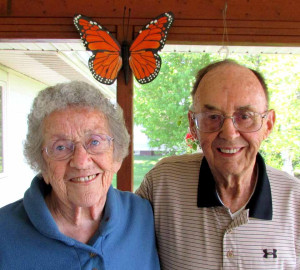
[0,81,160,269]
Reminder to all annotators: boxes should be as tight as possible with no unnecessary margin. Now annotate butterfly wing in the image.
[74,14,122,85]
[129,12,174,84]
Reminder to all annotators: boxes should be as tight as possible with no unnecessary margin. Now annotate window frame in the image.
[0,81,7,178]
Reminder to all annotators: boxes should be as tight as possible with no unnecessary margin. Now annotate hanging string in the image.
[218,1,229,59]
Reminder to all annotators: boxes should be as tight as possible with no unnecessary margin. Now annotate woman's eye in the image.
[91,140,100,146]
[52,140,71,152]
[56,145,66,151]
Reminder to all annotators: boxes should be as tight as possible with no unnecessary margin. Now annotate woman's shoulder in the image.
[0,199,24,217]
[113,188,150,204]
[111,188,152,213]
[0,199,28,233]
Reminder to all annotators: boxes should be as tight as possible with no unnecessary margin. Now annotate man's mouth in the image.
[71,174,98,182]
[218,148,241,154]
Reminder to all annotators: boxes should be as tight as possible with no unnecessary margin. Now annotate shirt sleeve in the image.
[135,173,153,203]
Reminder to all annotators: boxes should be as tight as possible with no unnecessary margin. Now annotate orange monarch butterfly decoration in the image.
[73,11,174,85]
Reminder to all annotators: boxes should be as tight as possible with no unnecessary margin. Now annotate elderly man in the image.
[136,59,300,269]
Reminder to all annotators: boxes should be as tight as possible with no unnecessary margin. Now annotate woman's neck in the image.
[45,192,106,243]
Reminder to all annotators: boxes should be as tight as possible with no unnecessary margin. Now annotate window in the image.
[0,82,5,176]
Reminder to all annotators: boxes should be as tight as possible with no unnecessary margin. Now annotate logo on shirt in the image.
[263,249,277,258]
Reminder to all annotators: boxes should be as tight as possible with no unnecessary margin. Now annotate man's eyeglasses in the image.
[192,110,269,133]
[43,133,114,160]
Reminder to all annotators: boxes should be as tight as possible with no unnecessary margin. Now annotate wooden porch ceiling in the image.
[0,0,299,192]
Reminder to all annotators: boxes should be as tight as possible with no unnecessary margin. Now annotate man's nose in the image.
[219,117,240,140]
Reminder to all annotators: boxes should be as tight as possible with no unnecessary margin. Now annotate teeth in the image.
[72,174,97,182]
[220,148,239,154]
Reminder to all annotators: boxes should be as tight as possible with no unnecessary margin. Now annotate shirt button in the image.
[227,250,234,258]
[90,252,96,257]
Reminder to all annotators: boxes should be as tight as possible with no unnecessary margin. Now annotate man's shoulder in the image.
[266,165,300,202]
[136,153,202,200]
[266,165,300,185]
[143,153,203,183]
[154,152,204,168]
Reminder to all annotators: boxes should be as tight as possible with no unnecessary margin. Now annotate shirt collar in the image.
[24,176,121,246]
[197,153,272,220]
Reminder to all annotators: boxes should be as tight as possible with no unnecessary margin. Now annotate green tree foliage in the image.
[134,52,300,175]
[258,55,300,173]
[134,53,217,153]
[230,54,300,174]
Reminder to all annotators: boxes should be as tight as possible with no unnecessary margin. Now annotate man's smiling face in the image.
[191,63,275,178]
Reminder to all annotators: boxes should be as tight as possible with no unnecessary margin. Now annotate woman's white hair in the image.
[23,81,130,172]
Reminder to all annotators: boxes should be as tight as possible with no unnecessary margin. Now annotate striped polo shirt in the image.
[136,153,300,270]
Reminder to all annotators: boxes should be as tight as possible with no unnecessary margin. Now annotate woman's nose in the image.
[69,143,92,169]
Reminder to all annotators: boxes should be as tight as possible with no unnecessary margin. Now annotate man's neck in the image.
[214,164,258,213]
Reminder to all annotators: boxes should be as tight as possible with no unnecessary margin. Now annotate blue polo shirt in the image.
[0,175,160,270]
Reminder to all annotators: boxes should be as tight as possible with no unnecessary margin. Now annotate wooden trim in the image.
[0,0,299,192]
[0,18,299,46]
[116,24,134,192]
[0,0,300,46]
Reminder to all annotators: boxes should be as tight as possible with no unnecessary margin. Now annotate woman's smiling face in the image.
[42,106,121,208]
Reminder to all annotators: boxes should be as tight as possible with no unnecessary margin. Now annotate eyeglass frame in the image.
[191,110,270,133]
[43,133,114,161]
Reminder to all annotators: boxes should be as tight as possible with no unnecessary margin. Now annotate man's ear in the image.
[263,109,276,140]
[188,110,198,140]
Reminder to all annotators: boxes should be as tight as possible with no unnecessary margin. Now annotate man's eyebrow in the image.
[203,104,257,112]
[203,104,219,110]
[236,105,254,111]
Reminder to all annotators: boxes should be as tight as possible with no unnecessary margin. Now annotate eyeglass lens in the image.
[45,134,112,160]
[195,111,265,133]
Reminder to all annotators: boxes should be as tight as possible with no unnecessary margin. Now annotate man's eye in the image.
[207,114,221,120]
[238,112,253,120]
[240,114,249,119]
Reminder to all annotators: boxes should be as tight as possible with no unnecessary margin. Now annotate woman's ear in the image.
[112,161,122,174]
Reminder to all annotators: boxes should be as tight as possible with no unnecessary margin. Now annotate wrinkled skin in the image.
[189,63,275,212]
[42,106,121,242]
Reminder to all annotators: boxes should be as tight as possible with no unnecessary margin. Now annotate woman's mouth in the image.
[71,174,98,182]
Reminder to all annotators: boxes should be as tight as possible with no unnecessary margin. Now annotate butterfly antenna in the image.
[123,6,126,41]
[126,8,131,42]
